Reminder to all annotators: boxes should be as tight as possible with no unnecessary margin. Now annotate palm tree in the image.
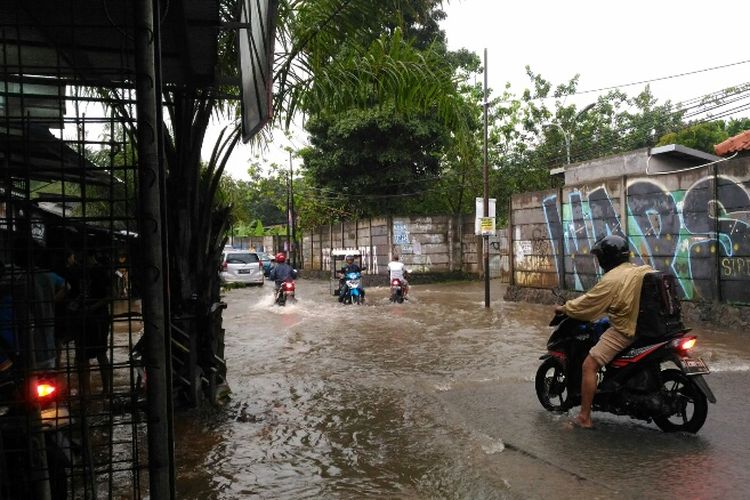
[94,0,469,404]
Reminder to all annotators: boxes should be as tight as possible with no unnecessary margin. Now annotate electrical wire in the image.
[534,82,750,168]
[503,59,750,103]
[644,152,739,176]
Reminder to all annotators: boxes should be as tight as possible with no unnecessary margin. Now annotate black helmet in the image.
[591,234,629,272]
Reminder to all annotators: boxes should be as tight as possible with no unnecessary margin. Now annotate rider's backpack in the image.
[636,271,685,338]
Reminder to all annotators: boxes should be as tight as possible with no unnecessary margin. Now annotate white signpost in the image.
[475,197,497,235]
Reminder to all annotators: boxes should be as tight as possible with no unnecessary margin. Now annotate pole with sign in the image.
[482,48,490,308]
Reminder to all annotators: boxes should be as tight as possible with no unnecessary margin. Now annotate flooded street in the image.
[174,279,750,499]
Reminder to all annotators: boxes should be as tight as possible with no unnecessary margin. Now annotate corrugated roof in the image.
[715,129,750,156]
[1,0,220,87]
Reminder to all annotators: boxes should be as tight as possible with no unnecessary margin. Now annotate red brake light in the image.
[36,382,57,399]
[680,338,696,350]
[259,261,263,270]
[392,280,400,286]
[285,282,294,290]
[222,261,228,271]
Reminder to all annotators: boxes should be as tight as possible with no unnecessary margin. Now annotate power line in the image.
[504,59,750,104]
[532,82,750,168]
[574,59,750,96]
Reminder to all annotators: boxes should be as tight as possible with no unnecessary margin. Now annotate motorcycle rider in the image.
[554,234,654,429]
[269,253,297,295]
[387,254,410,299]
[337,254,362,302]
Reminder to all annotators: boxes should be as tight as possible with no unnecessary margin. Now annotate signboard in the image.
[475,197,496,235]
[479,217,495,236]
[239,0,278,142]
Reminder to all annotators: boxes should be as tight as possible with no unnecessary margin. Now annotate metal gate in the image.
[1,1,173,497]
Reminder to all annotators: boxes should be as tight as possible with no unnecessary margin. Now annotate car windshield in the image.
[225,253,259,264]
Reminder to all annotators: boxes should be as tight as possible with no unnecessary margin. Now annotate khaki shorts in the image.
[589,329,635,366]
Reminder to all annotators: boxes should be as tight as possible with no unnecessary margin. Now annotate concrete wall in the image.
[509,156,750,305]
[229,235,280,253]
[301,215,510,281]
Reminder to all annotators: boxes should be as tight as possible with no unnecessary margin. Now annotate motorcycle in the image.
[275,280,296,306]
[535,314,716,433]
[340,272,365,305]
[389,278,404,303]
[0,370,73,499]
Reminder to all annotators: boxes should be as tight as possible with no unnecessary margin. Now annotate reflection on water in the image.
[174,280,750,499]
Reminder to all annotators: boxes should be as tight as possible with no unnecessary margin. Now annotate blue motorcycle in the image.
[341,272,365,305]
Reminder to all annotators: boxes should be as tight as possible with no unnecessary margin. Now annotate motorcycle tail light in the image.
[285,282,294,290]
[681,338,697,350]
[672,336,697,351]
[391,280,400,286]
[36,382,57,399]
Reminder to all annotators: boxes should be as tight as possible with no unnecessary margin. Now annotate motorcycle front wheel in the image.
[535,357,570,412]
[653,369,707,433]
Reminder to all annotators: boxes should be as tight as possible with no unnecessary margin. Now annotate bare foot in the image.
[572,414,594,429]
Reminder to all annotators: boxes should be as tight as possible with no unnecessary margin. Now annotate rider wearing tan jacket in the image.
[555,235,654,428]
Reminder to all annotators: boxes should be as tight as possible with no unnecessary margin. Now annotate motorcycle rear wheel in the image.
[653,369,707,433]
[535,357,570,412]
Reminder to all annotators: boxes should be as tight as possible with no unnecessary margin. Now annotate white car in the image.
[220,250,264,285]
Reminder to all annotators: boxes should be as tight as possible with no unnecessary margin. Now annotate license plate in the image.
[238,269,251,274]
[681,357,710,375]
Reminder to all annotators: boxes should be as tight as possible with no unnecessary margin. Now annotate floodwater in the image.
[174,280,750,499]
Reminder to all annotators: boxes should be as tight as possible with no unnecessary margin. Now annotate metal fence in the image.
[1,1,166,497]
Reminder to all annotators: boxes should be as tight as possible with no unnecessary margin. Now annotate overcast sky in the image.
[219,0,750,179]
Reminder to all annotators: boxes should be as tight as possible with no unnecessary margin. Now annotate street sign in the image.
[475,197,496,235]
[479,217,495,236]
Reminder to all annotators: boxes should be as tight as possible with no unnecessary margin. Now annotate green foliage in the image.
[300,105,450,216]
[484,69,689,222]
[657,118,750,153]
[657,122,729,153]
[274,1,467,134]
[219,163,287,227]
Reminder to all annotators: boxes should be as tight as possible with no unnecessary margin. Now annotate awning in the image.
[1,124,113,185]
[0,0,220,87]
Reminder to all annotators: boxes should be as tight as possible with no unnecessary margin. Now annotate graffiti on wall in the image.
[393,221,410,246]
[538,175,750,303]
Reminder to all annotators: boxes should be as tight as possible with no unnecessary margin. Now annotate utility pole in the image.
[134,0,174,496]
[288,150,296,267]
[483,48,490,309]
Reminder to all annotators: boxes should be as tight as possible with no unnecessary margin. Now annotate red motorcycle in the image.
[535,313,716,433]
[275,280,296,306]
[536,273,716,433]
[389,279,404,303]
